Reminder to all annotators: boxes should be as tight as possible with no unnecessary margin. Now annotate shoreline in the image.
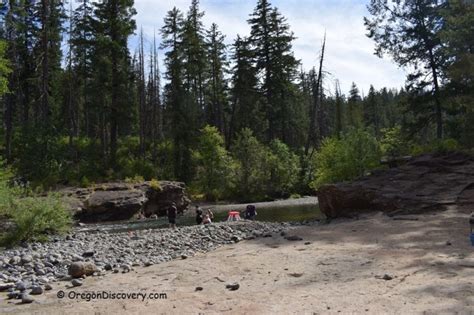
[1,208,472,314]
[0,221,300,295]
[195,196,319,213]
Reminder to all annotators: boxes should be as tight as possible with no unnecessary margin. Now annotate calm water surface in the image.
[78,203,321,234]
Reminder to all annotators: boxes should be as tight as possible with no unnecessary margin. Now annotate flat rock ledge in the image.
[317,152,474,219]
[60,181,191,222]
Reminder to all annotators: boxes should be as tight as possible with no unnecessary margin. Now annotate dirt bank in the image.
[1,207,472,314]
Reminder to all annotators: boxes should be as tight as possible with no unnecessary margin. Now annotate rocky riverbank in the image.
[1,209,472,314]
[0,220,307,303]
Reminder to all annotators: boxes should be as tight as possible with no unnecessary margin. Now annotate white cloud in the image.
[131,0,407,94]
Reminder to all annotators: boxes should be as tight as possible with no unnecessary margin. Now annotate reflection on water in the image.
[78,203,321,234]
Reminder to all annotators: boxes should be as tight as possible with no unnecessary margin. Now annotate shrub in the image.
[267,139,300,197]
[2,194,72,245]
[380,126,410,157]
[125,175,145,184]
[0,166,72,246]
[310,129,381,189]
[410,138,460,155]
[231,128,272,201]
[289,193,301,199]
[149,178,162,191]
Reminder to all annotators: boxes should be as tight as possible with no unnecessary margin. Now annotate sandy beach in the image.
[1,207,473,314]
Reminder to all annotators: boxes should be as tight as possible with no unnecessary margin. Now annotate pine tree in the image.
[161,7,194,181]
[248,0,299,143]
[364,85,380,137]
[228,35,264,144]
[1,1,37,162]
[440,0,474,103]
[35,0,65,124]
[147,31,162,162]
[0,40,11,96]
[137,28,146,156]
[70,0,94,137]
[365,0,446,139]
[182,0,207,119]
[334,80,343,137]
[347,82,361,128]
[92,0,136,166]
[205,23,228,136]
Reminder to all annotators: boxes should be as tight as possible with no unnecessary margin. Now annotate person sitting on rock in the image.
[195,205,203,225]
[206,208,214,221]
[137,211,146,220]
[202,213,212,224]
[167,203,178,228]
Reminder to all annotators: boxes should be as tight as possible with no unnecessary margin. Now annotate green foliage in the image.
[0,40,11,96]
[149,178,162,191]
[311,129,381,189]
[2,194,72,246]
[267,139,300,197]
[411,138,460,156]
[231,128,272,201]
[0,167,71,246]
[380,126,409,157]
[192,125,235,200]
[125,175,145,184]
[289,193,301,199]
[80,176,91,188]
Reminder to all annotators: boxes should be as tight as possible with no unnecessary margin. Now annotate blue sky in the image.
[131,0,407,95]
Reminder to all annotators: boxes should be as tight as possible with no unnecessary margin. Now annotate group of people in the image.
[194,206,214,225]
[160,203,257,228]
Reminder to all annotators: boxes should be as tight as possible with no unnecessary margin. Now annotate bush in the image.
[231,128,272,201]
[381,126,410,157]
[192,125,235,200]
[2,194,72,245]
[125,175,145,184]
[310,129,381,188]
[410,138,460,155]
[267,139,300,197]
[0,166,71,246]
[149,178,162,191]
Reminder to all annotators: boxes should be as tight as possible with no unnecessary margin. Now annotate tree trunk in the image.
[40,0,50,123]
[305,33,326,154]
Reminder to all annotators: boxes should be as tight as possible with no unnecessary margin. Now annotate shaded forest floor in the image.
[1,207,473,314]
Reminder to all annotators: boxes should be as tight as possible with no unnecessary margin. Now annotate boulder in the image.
[83,189,146,221]
[317,152,474,219]
[61,181,190,222]
[68,262,97,278]
[141,181,190,216]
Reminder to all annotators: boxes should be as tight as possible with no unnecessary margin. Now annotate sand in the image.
[1,207,473,314]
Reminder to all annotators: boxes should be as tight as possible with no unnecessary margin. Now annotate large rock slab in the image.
[317,152,474,219]
[61,181,190,222]
[83,189,146,221]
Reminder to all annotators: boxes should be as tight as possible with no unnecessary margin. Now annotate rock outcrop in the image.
[61,181,190,222]
[317,152,474,219]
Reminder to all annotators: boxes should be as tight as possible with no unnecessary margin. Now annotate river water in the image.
[76,197,320,234]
